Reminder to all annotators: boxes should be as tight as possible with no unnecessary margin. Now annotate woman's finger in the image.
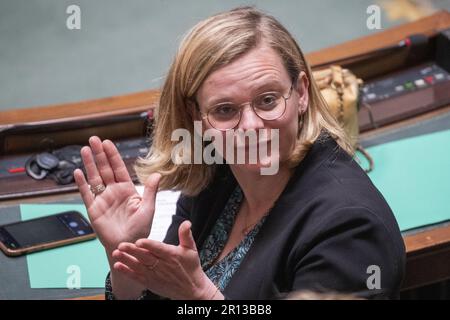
[80,145,104,188]
[73,168,94,208]
[140,173,162,216]
[118,243,160,267]
[112,249,148,275]
[113,262,147,285]
[135,238,174,258]
[102,139,132,183]
[89,136,115,185]
[178,221,197,251]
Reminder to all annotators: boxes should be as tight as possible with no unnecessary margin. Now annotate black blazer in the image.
[162,133,406,299]
[126,134,406,300]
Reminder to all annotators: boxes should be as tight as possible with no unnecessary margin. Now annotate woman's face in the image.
[195,45,309,174]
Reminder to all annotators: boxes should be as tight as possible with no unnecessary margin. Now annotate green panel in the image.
[357,129,450,231]
[20,204,109,288]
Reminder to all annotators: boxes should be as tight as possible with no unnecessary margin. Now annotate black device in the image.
[0,211,96,256]
[436,28,450,73]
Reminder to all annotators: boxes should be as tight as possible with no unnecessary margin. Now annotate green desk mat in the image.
[359,128,450,232]
[20,204,109,289]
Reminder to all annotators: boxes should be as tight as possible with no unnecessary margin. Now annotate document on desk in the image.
[20,189,180,288]
[136,187,180,242]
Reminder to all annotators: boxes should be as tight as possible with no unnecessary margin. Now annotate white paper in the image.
[136,186,180,242]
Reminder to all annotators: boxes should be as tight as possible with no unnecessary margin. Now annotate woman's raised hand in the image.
[74,136,161,255]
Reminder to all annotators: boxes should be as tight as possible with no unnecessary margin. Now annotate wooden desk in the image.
[1,10,450,299]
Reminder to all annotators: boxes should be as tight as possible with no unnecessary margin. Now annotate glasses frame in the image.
[195,79,296,131]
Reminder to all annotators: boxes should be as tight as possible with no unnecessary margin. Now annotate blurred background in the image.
[1,0,450,111]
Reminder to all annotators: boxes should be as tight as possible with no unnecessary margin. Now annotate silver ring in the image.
[90,184,106,195]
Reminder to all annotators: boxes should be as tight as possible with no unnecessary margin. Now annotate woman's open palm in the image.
[73,136,161,254]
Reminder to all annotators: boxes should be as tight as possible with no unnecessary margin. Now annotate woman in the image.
[74,7,405,300]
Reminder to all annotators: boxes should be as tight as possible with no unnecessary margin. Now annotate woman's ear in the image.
[295,71,309,114]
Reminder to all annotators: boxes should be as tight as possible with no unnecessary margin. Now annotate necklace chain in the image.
[241,201,272,236]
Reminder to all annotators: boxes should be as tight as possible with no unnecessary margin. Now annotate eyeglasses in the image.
[196,81,295,131]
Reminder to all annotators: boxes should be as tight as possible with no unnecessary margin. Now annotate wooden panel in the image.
[1,118,146,154]
[307,10,450,67]
[405,225,450,254]
[0,90,159,125]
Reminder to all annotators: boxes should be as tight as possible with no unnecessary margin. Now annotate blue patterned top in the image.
[105,184,267,299]
[199,185,267,291]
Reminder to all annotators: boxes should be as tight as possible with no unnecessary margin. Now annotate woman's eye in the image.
[257,94,278,108]
[212,105,238,117]
[263,96,275,104]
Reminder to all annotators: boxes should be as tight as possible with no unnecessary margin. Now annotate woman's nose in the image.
[238,104,265,130]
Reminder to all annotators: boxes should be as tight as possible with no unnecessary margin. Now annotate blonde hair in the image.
[135,6,353,196]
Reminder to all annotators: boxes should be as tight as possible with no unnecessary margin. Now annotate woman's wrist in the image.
[106,250,147,300]
[197,280,224,300]
[209,287,224,300]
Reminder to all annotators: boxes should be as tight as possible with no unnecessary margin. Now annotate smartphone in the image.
[0,211,96,257]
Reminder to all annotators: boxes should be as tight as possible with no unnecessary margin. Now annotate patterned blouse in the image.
[105,184,267,299]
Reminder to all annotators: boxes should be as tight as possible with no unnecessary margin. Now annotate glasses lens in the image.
[206,90,288,130]
[208,104,240,130]
[253,92,285,120]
